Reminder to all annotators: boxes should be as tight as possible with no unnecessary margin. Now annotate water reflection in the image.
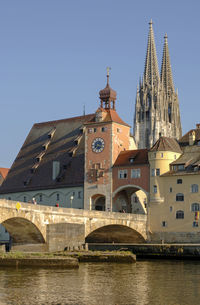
[0,260,200,304]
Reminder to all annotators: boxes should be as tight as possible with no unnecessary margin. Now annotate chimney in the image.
[196,123,200,129]
[189,131,196,146]
[52,161,60,180]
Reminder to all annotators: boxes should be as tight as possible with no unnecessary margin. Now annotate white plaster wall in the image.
[0,186,84,209]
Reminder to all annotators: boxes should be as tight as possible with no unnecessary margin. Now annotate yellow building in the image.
[149,124,200,243]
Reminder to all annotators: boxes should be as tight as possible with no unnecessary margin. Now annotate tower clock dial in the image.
[92,138,105,153]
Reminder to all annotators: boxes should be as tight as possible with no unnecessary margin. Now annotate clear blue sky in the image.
[1,0,200,168]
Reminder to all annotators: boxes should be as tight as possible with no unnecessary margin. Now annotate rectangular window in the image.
[72,191,75,197]
[94,128,97,133]
[156,168,160,176]
[24,196,27,203]
[118,170,128,179]
[101,127,107,132]
[161,153,163,158]
[178,165,184,171]
[78,191,81,199]
[56,194,60,201]
[131,169,141,178]
[170,187,172,193]
[117,128,122,133]
[39,195,42,202]
[88,128,92,133]
[162,221,167,227]
[177,179,182,184]
[153,185,157,193]
[151,168,160,176]
[170,206,173,212]
[193,221,198,227]
[191,184,198,193]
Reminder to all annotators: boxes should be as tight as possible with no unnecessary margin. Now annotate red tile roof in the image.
[86,108,130,127]
[113,149,149,167]
[0,168,9,179]
[150,137,182,153]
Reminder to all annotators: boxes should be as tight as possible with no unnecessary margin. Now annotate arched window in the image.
[176,210,184,219]
[177,179,182,184]
[191,203,200,212]
[191,184,198,193]
[176,193,184,201]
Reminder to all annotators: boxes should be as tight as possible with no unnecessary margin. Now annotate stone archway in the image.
[113,185,148,214]
[85,224,145,243]
[91,194,106,211]
[1,217,45,244]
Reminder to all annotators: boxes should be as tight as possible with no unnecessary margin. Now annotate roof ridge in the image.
[34,113,95,127]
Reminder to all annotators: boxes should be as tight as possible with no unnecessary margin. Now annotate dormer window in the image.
[178,165,184,171]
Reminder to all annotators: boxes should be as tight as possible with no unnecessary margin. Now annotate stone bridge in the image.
[0,199,147,252]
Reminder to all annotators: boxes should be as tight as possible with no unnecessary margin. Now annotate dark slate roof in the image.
[113,149,149,167]
[0,114,95,194]
[150,137,182,153]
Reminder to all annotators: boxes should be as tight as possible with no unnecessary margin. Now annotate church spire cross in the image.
[161,33,175,94]
[144,19,160,87]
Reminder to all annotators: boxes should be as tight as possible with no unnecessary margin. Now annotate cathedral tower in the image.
[133,21,182,149]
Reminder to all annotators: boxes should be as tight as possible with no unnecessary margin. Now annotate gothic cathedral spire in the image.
[160,34,174,94]
[133,21,182,149]
[144,19,160,87]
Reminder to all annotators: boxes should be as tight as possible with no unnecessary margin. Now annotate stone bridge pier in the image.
[0,199,147,252]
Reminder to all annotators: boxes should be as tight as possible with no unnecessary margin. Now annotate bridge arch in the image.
[85,224,146,243]
[112,184,149,214]
[1,217,45,244]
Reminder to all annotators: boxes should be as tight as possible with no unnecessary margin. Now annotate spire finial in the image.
[149,19,153,26]
[164,33,168,41]
[106,67,111,85]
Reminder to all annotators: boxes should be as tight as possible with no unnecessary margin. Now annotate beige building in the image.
[149,124,200,243]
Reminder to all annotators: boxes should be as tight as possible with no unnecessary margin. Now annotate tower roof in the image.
[99,68,117,110]
[160,34,175,93]
[150,136,182,153]
[144,20,160,86]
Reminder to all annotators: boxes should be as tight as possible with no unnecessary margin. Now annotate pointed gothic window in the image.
[168,105,172,123]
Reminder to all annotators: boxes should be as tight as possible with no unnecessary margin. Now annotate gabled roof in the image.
[86,108,130,127]
[113,149,149,167]
[0,168,9,179]
[179,126,200,146]
[150,137,182,153]
[0,114,95,194]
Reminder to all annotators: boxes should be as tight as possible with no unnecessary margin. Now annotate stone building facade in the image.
[133,20,182,149]
[148,124,200,243]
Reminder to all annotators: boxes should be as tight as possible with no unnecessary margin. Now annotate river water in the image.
[0,260,200,305]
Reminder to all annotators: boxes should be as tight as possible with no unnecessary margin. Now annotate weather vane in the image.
[106,67,111,77]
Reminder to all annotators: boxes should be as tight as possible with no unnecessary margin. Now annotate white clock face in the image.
[92,138,105,153]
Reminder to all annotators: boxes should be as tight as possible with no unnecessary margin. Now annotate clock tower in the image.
[84,70,131,211]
